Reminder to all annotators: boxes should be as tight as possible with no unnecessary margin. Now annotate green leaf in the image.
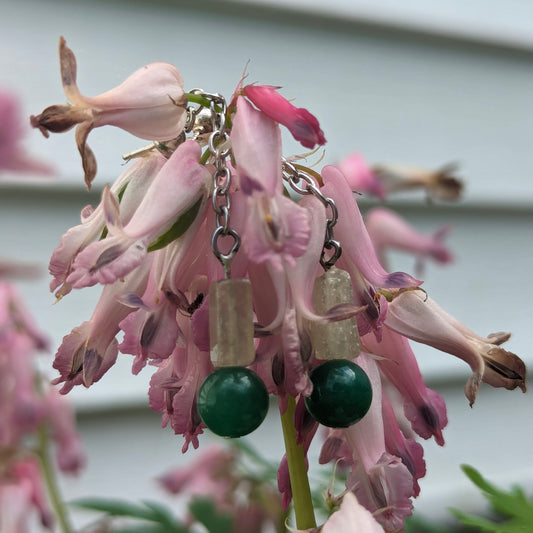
[461,465,500,496]
[404,514,456,533]
[70,498,156,520]
[147,196,203,252]
[109,525,188,533]
[188,497,233,533]
[140,500,178,526]
[449,508,500,531]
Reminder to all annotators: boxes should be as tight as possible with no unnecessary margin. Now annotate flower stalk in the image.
[36,424,74,533]
[280,395,316,530]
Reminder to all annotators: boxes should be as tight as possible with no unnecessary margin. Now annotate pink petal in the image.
[243,85,326,149]
[231,96,282,196]
[365,207,453,265]
[321,492,385,533]
[321,165,421,289]
[337,153,385,199]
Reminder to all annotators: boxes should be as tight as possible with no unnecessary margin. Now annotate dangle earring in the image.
[193,92,269,438]
[283,162,372,428]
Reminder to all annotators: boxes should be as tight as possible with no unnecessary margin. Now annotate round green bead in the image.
[197,367,269,438]
[305,359,372,428]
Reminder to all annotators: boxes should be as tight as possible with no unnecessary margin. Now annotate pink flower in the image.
[49,152,165,298]
[52,260,151,393]
[363,327,448,446]
[243,85,326,149]
[0,458,54,532]
[0,89,54,177]
[31,37,187,188]
[385,289,526,405]
[337,153,385,199]
[365,207,453,268]
[65,140,209,289]
[158,444,236,506]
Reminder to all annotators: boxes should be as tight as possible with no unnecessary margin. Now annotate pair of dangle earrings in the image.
[190,92,372,438]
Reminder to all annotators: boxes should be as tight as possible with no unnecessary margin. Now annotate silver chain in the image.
[282,160,341,270]
[187,89,240,278]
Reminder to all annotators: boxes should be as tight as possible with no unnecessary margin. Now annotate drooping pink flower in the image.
[321,165,420,291]
[337,153,385,199]
[31,37,187,187]
[158,444,236,506]
[363,327,448,446]
[65,140,209,289]
[243,85,326,149]
[0,458,54,532]
[49,152,165,299]
[365,206,453,268]
[0,89,54,177]
[149,312,212,453]
[381,392,426,498]
[52,260,151,393]
[385,289,526,405]
[320,164,420,338]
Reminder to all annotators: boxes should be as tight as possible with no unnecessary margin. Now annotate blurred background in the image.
[1,0,532,529]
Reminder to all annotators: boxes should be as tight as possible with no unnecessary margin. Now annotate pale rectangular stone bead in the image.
[209,278,255,367]
[310,267,360,360]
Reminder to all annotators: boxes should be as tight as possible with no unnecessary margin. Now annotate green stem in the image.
[279,396,317,530]
[36,424,74,533]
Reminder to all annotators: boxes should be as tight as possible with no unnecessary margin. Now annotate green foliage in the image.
[449,465,533,533]
[71,497,189,532]
[188,497,234,533]
[71,495,239,532]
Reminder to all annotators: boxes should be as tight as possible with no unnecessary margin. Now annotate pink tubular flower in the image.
[158,445,236,506]
[52,259,151,393]
[337,153,385,199]
[363,327,448,446]
[365,207,453,268]
[243,85,326,149]
[30,37,187,188]
[49,152,165,299]
[0,458,54,532]
[0,89,54,177]
[385,289,526,405]
[65,140,209,290]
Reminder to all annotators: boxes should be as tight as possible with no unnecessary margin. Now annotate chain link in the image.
[187,90,240,278]
[282,160,342,270]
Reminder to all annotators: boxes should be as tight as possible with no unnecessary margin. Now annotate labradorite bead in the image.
[305,359,372,428]
[197,367,269,438]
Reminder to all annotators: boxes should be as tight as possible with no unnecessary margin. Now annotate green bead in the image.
[305,359,372,428]
[197,367,269,438]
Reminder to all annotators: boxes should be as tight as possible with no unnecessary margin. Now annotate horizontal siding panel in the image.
[1,0,532,206]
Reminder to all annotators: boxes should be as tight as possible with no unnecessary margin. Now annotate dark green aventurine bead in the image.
[197,367,269,438]
[305,359,372,428]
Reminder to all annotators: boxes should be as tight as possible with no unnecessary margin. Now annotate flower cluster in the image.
[33,38,526,532]
[0,272,85,532]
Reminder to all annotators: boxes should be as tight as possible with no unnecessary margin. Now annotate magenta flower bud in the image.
[243,84,326,149]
